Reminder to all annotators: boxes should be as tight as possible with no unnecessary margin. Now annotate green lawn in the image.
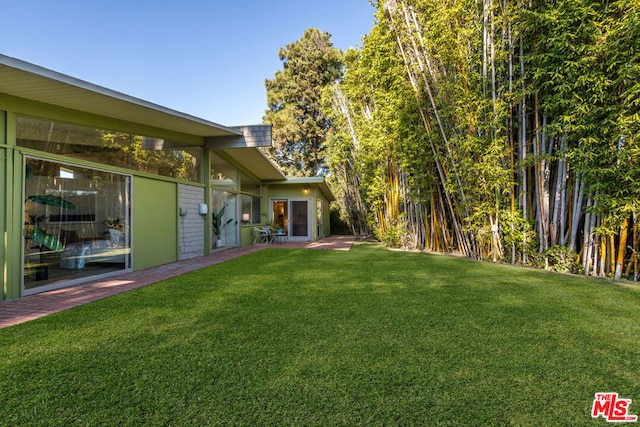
[1,243,639,426]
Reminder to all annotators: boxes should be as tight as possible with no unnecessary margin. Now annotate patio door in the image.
[271,198,311,241]
[211,189,238,248]
[222,193,238,247]
[291,200,309,238]
[23,157,132,295]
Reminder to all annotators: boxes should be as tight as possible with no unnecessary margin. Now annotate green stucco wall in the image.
[2,109,27,301]
[265,183,331,241]
[132,177,178,269]
[240,225,255,247]
[5,150,23,300]
[0,147,8,301]
[2,130,25,301]
[267,184,310,201]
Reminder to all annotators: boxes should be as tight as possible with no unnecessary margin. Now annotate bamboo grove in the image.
[323,0,640,278]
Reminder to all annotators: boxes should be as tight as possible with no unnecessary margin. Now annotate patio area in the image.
[0,236,354,329]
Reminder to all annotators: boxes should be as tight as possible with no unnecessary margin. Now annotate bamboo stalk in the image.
[595,231,603,277]
[609,234,615,276]
[551,135,566,247]
[569,175,585,252]
[614,217,629,280]
[583,197,594,275]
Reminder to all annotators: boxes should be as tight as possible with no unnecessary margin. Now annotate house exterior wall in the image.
[132,177,179,270]
[266,183,332,242]
[267,184,311,201]
[178,184,206,260]
[239,225,255,247]
[238,183,331,246]
[2,111,28,301]
[0,67,334,300]
[1,145,22,301]
[238,183,272,247]
[0,94,208,300]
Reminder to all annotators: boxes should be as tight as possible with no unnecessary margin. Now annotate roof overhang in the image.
[0,54,240,138]
[271,177,336,202]
[0,55,291,184]
[205,125,273,149]
[219,147,286,181]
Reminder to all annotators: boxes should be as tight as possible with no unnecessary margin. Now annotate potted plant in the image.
[270,222,283,234]
[212,205,233,247]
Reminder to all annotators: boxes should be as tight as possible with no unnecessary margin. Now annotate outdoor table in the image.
[273,232,288,244]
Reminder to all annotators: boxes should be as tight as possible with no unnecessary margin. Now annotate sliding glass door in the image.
[23,157,131,294]
[271,198,311,241]
[211,189,238,248]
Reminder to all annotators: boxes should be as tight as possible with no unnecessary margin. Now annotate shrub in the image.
[374,215,407,248]
[542,245,580,273]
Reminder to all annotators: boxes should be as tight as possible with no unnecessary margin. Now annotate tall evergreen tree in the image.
[264,28,343,176]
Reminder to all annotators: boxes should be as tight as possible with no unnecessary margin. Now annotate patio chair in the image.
[263,226,276,243]
[253,227,271,245]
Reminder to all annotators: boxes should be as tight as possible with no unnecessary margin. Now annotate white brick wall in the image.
[178,184,206,260]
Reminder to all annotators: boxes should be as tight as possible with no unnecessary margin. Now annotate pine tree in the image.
[264,28,343,177]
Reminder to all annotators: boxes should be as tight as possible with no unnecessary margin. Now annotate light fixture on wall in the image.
[303,185,310,194]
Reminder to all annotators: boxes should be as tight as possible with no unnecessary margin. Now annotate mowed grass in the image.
[1,243,639,426]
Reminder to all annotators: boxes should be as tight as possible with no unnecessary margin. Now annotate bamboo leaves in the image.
[311,0,640,279]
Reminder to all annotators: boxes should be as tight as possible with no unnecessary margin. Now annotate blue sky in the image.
[1,1,376,126]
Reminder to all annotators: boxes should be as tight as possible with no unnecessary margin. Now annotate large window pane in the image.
[211,189,237,248]
[16,116,202,182]
[23,157,131,293]
[240,173,260,195]
[210,152,237,190]
[241,196,261,224]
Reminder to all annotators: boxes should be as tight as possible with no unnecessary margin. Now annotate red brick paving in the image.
[0,237,354,329]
